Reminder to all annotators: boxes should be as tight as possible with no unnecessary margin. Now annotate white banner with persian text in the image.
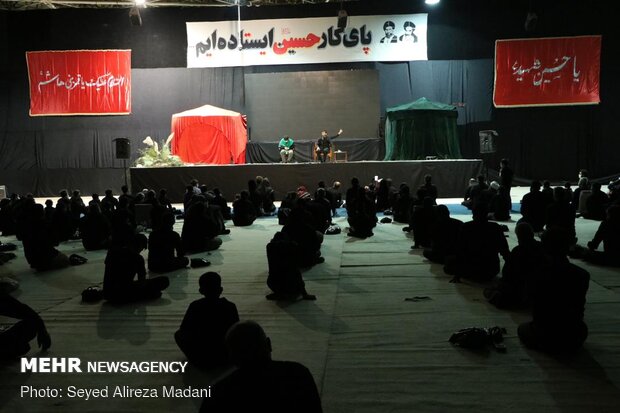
[187,14,427,68]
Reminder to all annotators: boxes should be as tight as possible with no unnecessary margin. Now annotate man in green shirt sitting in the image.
[278,135,295,163]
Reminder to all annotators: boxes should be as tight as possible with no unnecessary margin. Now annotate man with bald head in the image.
[201,321,322,412]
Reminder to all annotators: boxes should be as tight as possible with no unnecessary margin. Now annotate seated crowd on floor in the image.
[1,168,620,409]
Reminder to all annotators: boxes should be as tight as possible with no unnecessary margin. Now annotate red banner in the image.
[26,50,131,116]
[494,36,601,107]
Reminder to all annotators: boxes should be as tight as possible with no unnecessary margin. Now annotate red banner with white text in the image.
[493,36,601,107]
[26,50,131,116]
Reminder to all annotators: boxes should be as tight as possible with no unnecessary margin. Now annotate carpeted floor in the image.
[1,187,619,412]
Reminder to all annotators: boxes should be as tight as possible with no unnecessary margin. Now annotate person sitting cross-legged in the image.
[583,205,620,267]
[175,272,239,369]
[232,190,257,227]
[266,231,316,301]
[148,212,189,273]
[518,180,546,233]
[446,204,509,283]
[485,222,546,309]
[423,204,462,264]
[182,200,223,252]
[518,227,590,354]
[79,203,111,251]
[200,320,323,413]
[103,234,170,304]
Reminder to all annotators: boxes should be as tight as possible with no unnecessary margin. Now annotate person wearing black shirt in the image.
[315,129,342,163]
[200,320,322,413]
[232,190,257,227]
[103,234,169,303]
[584,205,620,267]
[148,213,189,273]
[182,200,223,252]
[22,204,70,272]
[416,174,438,205]
[518,227,590,353]
[546,186,577,244]
[519,181,546,232]
[266,232,317,301]
[499,158,514,206]
[79,203,111,251]
[583,182,610,221]
[462,175,488,210]
[447,205,510,282]
[0,293,52,359]
[423,204,462,264]
[485,223,546,309]
[326,181,343,217]
[282,206,324,267]
[175,272,239,369]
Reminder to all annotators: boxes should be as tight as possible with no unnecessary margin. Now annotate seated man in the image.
[148,213,189,273]
[518,181,546,232]
[423,205,462,264]
[232,190,257,227]
[410,196,435,248]
[175,272,239,369]
[446,205,510,283]
[346,186,378,238]
[212,188,232,220]
[306,188,332,234]
[181,200,223,252]
[393,184,413,224]
[200,320,322,413]
[0,292,51,360]
[282,207,324,267]
[584,205,620,267]
[79,203,111,251]
[488,185,511,221]
[461,175,487,210]
[21,204,70,272]
[518,227,590,353]
[485,223,546,309]
[103,234,170,303]
[416,174,438,205]
[583,182,610,221]
[315,129,342,163]
[546,186,577,244]
[278,135,295,163]
[326,181,343,217]
[266,232,316,301]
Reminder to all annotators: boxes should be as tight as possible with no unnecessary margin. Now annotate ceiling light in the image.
[425,0,440,5]
[135,0,146,6]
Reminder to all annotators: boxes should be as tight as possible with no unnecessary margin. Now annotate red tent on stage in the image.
[171,105,247,165]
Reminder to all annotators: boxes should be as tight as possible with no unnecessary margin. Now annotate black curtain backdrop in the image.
[246,139,384,164]
[1,0,618,196]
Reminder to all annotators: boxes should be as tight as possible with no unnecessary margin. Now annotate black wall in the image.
[1,0,618,196]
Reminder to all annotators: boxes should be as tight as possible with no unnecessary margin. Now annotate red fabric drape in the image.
[171,105,247,164]
[26,50,131,116]
[494,36,601,107]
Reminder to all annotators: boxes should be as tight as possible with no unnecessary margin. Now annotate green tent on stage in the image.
[384,97,462,161]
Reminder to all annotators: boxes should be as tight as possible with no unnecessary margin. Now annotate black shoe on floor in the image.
[190,258,211,268]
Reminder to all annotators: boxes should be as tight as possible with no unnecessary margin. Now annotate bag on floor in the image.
[325,224,341,235]
[81,286,103,303]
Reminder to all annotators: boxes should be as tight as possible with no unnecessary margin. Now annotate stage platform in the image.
[130,159,483,202]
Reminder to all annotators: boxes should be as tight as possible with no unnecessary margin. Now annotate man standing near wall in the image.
[499,158,514,208]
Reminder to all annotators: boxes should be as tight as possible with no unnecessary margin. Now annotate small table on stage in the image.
[333,150,348,163]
